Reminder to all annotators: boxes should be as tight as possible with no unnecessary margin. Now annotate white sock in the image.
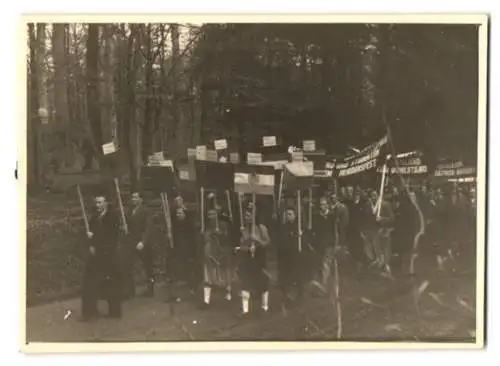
[261,291,269,311]
[241,290,250,313]
[203,286,211,304]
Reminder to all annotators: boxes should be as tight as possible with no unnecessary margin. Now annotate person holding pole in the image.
[237,208,272,317]
[200,207,232,308]
[277,205,309,310]
[124,191,155,298]
[80,190,122,321]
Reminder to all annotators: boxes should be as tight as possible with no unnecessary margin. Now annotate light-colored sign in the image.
[206,150,218,162]
[102,142,117,155]
[187,148,197,158]
[263,136,277,147]
[247,153,263,165]
[291,150,304,162]
[229,152,240,164]
[214,139,228,150]
[303,140,316,152]
[196,145,207,160]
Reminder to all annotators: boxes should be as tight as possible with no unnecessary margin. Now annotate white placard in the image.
[262,136,277,147]
[303,140,316,152]
[206,150,218,162]
[159,160,174,168]
[196,145,207,160]
[214,139,228,150]
[229,152,240,164]
[152,151,164,160]
[179,170,190,180]
[258,174,275,186]
[247,153,262,165]
[102,142,117,155]
[291,150,304,162]
[187,148,197,158]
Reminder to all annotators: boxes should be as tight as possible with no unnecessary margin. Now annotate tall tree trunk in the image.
[101,25,118,144]
[142,24,154,162]
[121,25,140,190]
[86,23,104,166]
[28,23,42,188]
[170,23,181,157]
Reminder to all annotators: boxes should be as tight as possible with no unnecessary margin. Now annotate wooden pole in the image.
[377,163,387,218]
[113,177,128,234]
[297,190,302,253]
[161,192,174,249]
[213,191,220,231]
[76,184,90,233]
[308,187,313,230]
[238,193,244,230]
[226,190,233,222]
[251,192,256,236]
[278,169,285,208]
[200,187,205,233]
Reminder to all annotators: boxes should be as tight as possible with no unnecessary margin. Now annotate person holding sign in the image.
[124,191,155,298]
[277,206,311,309]
[80,191,122,321]
[200,208,232,309]
[172,207,199,298]
[237,209,271,317]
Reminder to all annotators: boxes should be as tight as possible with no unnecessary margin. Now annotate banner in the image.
[234,164,275,195]
[337,135,388,177]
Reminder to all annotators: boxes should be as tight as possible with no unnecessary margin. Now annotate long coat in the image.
[85,208,121,300]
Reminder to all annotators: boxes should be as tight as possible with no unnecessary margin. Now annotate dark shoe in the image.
[199,302,210,310]
[235,311,251,319]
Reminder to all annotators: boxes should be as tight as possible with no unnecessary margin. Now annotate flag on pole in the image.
[234,164,275,195]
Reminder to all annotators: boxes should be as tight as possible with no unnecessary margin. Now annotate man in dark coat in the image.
[125,191,155,297]
[311,197,336,288]
[277,206,312,309]
[81,192,122,321]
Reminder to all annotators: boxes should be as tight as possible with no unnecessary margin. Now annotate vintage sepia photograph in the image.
[19,14,488,352]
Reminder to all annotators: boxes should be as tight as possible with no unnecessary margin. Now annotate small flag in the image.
[262,136,277,147]
[102,142,117,155]
[234,164,275,195]
[303,140,316,152]
[214,139,228,151]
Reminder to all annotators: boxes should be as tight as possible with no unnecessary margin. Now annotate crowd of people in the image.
[79,181,476,322]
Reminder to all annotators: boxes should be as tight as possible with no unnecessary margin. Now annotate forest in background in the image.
[26,23,479,193]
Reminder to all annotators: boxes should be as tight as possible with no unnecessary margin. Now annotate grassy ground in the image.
[25,193,478,344]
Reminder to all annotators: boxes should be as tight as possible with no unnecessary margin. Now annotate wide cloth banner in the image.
[336,135,388,177]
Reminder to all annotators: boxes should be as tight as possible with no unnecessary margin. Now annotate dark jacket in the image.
[127,204,153,248]
[88,207,120,275]
[312,211,336,251]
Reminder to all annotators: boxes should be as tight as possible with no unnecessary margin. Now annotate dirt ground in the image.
[25,250,477,344]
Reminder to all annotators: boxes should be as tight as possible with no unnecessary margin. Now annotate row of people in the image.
[79,182,476,321]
